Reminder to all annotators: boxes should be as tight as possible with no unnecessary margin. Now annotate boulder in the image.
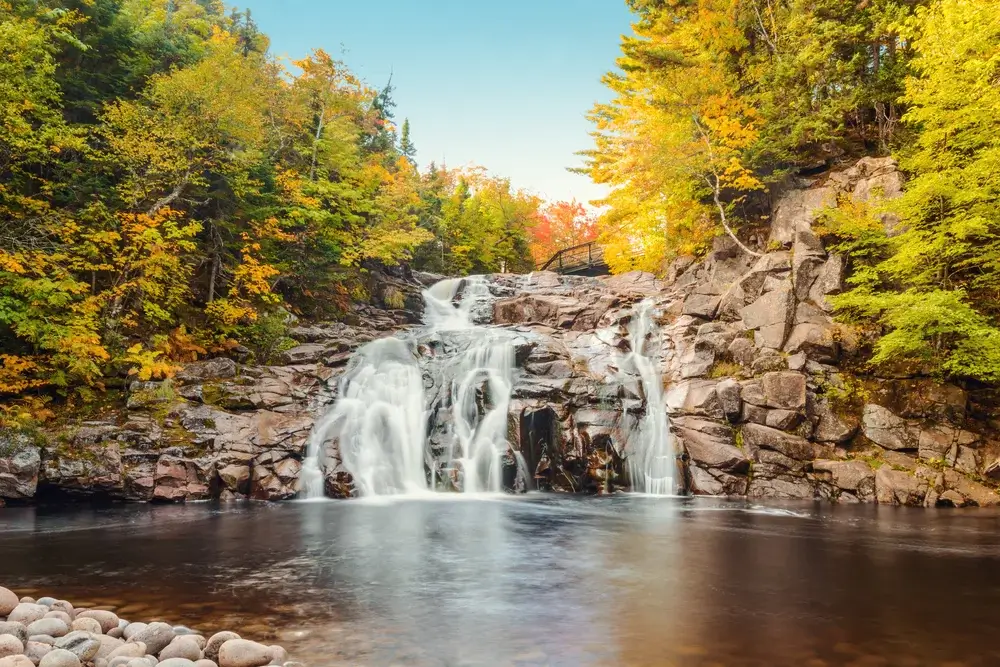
[25,640,52,664]
[813,460,876,500]
[742,423,827,461]
[673,418,749,474]
[740,285,794,349]
[716,379,742,423]
[0,447,41,499]
[875,467,927,506]
[862,404,918,451]
[760,372,807,410]
[176,358,238,383]
[664,380,723,420]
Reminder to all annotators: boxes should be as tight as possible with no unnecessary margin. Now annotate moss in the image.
[709,360,742,378]
[383,286,406,310]
[201,383,224,406]
[852,449,885,470]
[734,426,745,452]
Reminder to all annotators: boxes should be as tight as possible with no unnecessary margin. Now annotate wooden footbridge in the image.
[537,241,609,277]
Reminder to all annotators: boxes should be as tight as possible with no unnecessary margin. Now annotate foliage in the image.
[0,1,539,405]
[585,0,926,273]
[823,0,1000,383]
[528,201,598,266]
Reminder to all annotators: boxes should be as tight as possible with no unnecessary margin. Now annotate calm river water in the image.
[2,495,999,666]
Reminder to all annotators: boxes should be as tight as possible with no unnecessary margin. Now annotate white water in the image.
[622,300,677,495]
[301,276,517,499]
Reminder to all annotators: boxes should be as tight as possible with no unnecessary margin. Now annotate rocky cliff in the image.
[2,158,999,507]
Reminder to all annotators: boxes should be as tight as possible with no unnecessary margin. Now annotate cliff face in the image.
[1,158,998,507]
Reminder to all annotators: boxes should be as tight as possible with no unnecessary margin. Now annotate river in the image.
[2,496,999,666]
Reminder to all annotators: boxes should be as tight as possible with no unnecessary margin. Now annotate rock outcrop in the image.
[1,158,998,507]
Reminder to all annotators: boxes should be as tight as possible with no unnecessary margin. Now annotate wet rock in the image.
[217,639,272,667]
[665,380,723,420]
[942,469,1000,507]
[862,404,918,451]
[676,419,749,475]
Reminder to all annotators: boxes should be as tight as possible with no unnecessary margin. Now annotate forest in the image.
[584,0,1000,383]
[0,0,597,417]
[3,0,1000,426]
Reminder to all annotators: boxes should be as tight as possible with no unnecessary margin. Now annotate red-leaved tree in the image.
[529,200,599,265]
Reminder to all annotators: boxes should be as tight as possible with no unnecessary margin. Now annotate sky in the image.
[241,0,635,204]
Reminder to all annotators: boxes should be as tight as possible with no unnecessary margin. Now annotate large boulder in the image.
[740,285,794,350]
[0,445,40,499]
[862,404,918,451]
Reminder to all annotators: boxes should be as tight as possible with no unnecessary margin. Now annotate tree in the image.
[824,0,1000,382]
[529,201,598,265]
[399,118,416,164]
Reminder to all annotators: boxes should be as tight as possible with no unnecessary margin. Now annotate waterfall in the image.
[623,300,677,495]
[300,276,517,499]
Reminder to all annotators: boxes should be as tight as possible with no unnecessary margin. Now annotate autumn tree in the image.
[824,0,1000,382]
[529,201,598,265]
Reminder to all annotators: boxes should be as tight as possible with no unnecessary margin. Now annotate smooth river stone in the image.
[48,603,73,618]
[0,635,24,659]
[127,622,174,655]
[42,612,72,626]
[29,635,55,646]
[157,660,197,667]
[202,633,239,663]
[106,642,145,661]
[0,656,34,667]
[122,623,146,641]
[39,650,82,667]
[95,634,125,659]
[160,637,201,662]
[25,640,53,664]
[217,639,272,667]
[0,621,28,643]
[68,619,100,635]
[0,588,18,616]
[26,619,69,639]
[8,604,48,626]
[53,631,100,662]
[193,661,218,667]
[76,611,118,635]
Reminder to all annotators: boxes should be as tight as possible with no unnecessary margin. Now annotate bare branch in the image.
[148,170,190,216]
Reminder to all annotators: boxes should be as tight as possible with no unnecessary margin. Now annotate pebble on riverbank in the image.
[0,588,303,667]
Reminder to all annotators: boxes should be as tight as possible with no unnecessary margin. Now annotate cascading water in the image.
[622,300,677,495]
[300,276,517,499]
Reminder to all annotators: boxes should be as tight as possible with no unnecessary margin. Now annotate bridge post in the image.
[558,254,563,272]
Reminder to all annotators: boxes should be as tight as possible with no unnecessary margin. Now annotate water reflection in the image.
[2,497,1000,666]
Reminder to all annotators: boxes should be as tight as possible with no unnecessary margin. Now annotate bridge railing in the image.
[537,241,605,274]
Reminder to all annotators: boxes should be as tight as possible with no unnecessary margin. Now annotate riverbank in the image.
[0,586,301,667]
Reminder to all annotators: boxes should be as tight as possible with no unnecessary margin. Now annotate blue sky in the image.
[241,0,634,204]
